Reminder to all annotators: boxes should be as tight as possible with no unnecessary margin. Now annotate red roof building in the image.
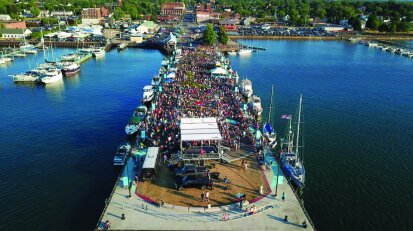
[161,2,186,15]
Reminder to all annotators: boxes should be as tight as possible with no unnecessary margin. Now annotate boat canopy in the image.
[211,67,228,77]
[180,117,222,141]
[167,72,176,78]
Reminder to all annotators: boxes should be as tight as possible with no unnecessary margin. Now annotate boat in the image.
[142,85,154,103]
[39,68,63,84]
[151,75,161,86]
[1,57,13,62]
[280,94,305,188]
[367,41,379,47]
[240,79,253,98]
[117,43,127,50]
[348,37,361,43]
[238,48,253,55]
[14,53,26,57]
[61,62,81,76]
[61,54,78,62]
[78,47,93,54]
[125,106,147,135]
[227,51,237,55]
[262,85,277,149]
[252,95,263,117]
[92,47,105,58]
[11,71,40,83]
[113,143,131,166]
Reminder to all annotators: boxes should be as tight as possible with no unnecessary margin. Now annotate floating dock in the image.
[96,47,315,230]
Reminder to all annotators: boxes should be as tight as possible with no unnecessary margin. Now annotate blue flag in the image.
[264,123,273,134]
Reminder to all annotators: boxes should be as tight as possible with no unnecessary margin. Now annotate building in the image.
[219,19,237,31]
[101,6,110,17]
[4,21,26,29]
[81,8,102,25]
[50,11,74,17]
[40,10,50,17]
[322,26,345,32]
[0,28,31,39]
[241,17,256,26]
[196,11,211,23]
[136,21,158,34]
[0,14,11,21]
[161,2,186,15]
[130,34,143,43]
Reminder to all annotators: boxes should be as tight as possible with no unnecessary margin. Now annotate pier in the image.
[95,47,315,230]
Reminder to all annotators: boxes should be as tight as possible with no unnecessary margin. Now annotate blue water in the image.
[0,48,163,230]
[230,40,413,230]
[0,41,412,230]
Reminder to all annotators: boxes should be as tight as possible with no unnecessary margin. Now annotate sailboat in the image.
[262,85,277,149]
[280,94,305,188]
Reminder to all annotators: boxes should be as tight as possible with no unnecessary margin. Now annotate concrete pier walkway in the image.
[97,149,314,230]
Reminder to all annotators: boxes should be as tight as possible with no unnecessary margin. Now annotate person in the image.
[205,191,210,202]
[282,192,286,201]
[104,220,111,229]
[244,162,248,170]
[224,176,230,190]
[201,192,205,202]
[163,154,167,164]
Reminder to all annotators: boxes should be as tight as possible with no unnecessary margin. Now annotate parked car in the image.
[175,174,212,191]
[175,164,207,176]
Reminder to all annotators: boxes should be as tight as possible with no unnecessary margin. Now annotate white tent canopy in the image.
[167,72,176,78]
[211,67,228,76]
[180,117,222,141]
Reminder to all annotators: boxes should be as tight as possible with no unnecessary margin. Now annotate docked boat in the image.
[142,85,154,103]
[252,95,263,117]
[39,68,63,84]
[262,85,277,149]
[367,41,379,47]
[240,79,253,98]
[61,54,78,62]
[125,106,147,135]
[92,47,105,57]
[1,57,13,62]
[280,94,305,188]
[117,43,127,50]
[151,75,161,86]
[11,71,40,83]
[227,51,237,55]
[61,62,81,76]
[113,143,131,166]
[14,53,26,57]
[238,48,253,55]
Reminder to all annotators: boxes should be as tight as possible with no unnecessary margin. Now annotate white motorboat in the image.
[113,143,131,166]
[61,62,80,76]
[125,106,148,135]
[367,41,379,47]
[61,54,78,62]
[117,43,127,50]
[92,47,105,57]
[23,49,38,54]
[227,51,237,55]
[40,68,63,84]
[240,79,253,98]
[1,57,13,62]
[238,48,253,55]
[11,71,40,83]
[142,85,154,103]
[252,95,263,116]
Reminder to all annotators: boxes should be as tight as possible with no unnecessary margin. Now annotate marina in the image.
[0,40,412,231]
[96,46,314,230]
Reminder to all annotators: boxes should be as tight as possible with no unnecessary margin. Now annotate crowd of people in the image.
[137,47,259,158]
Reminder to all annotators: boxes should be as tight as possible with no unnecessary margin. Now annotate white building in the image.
[0,14,11,21]
[0,28,31,39]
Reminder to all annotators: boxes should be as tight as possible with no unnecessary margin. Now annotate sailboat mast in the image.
[288,116,293,153]
[268,85,274,124]
[295,94,303,155]
[41,29,46,61]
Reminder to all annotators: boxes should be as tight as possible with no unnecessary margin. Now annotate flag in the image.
[264,123,273,133]
[281,115,291,119]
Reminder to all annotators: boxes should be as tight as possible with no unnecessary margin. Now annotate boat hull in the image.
[62,67,80,76]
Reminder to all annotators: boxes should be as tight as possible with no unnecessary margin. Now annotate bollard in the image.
[302,221,307,229]
[121,213,125,220]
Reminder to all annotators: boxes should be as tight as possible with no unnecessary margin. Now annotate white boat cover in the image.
[180,117,222,141]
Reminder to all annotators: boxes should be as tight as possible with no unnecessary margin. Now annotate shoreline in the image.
[229,34,413,41]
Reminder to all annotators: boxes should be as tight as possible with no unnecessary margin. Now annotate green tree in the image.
[378,23,389,33]
[203,23,216,46]
[218,26,228,45]
[388,23,397,33]
[366,14,381,30]
[31,6,40,18]
[396,22,411,32]
[150,14,157,23]
[349,17,362,31]
[113,8,125,20]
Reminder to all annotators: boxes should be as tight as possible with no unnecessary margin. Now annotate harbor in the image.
[95,46,313,230]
